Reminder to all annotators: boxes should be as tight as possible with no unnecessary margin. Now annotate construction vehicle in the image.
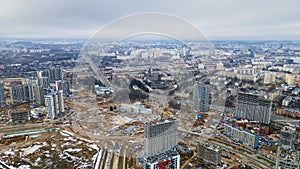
[161,108,175,119]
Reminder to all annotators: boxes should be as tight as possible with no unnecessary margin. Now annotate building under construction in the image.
[235,92,272,124]
[144,118,180,169]
[197,141,221,166]
[275,126,299,169]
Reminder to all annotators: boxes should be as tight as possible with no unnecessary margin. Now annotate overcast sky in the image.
[0,0,299,40]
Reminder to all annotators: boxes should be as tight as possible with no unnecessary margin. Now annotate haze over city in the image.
[0,1,300,169]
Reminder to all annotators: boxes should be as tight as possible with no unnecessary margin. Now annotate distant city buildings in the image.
[235,92,272,124]
[264,72,276,84]
[144,119,180,169]
[45,90,64,119]
[275,126,299,169]
[285,74,296,85]
[197,142,221,166]
[193,83,210,112]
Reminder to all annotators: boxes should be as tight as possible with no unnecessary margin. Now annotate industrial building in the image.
[0,82,5,108]
[45,90,64,119]
[197,142,221,166]
[275,126,299,169]
[193,83,210,112]
[235,92,272,124]
[9,110,31,123]
[144,118,180,169]
[224,123,259,149]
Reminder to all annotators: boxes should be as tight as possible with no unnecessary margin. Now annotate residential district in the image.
[0,39,299,169]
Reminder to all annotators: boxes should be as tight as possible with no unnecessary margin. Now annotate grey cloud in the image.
[0,0,299,39]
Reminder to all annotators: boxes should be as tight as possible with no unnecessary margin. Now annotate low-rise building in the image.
[9,110,31,123]
[224,123,259,149]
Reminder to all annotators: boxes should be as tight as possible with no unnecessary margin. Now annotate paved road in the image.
[178,128,273,169]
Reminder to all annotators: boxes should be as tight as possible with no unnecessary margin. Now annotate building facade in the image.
[235,92,272,124]
[198,142,221,166]
[193,83,210,112]
[0,82,5,108]
[45,90,64,119]
[144,119,180,169]
[275,126,299,169]
[224,123,259,149]
[10,84,33,104]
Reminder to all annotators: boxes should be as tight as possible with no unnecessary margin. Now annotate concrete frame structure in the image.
[198,142,221,166]
[275,126,299,169]
[144,119,180,169]
[235,92,272,124]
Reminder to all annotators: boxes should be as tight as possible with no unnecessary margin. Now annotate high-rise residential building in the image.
[55,80,70,96]
[49,68,63,83]
[0,82,6,108]
[235,92,272,124]
[57,90,64,114]
[198,142,221,166]
[10,84,33,104]
[38,68,63,84]
[275,126,299,169]
[61,80,71,96]
[55,80,62,91]
[38,76,50,89]
[263,72,276,84]
[45,90,64,119]
[32,85,45,105]
[144,119,180,169]
[37,70,49,79]
[145,119,178,156]
[193,83,210,112]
